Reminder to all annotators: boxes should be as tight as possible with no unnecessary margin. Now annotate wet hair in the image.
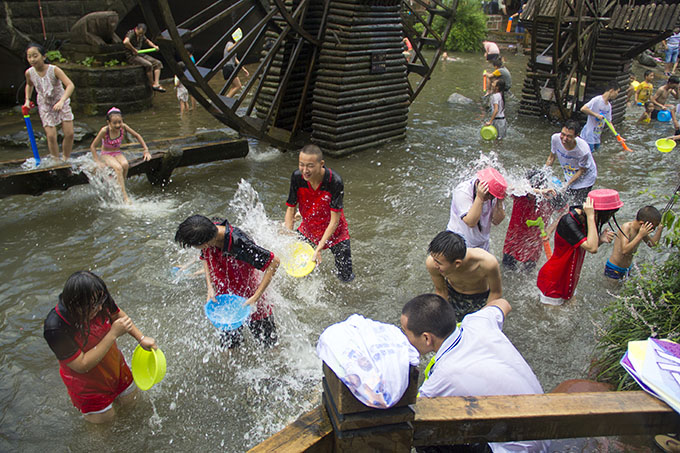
[184,43,194,55]
[177,61,186,71]
[644,70,653,78]
[595,209,620,235]
[428,231,466,262]
[60,271,117,350]
[644,101,653,110]
[563,119,580,133]
[606,80,620,92]
[526,168,548,189]
[136,23,148,33]
[492,59,503,68]
[26,42,46,56]
[300,144,323,161]
[106,107,122,121]
[175,214,219,248]
[637,205,661,225]
[402,294,457,338]
[669,76,680,85]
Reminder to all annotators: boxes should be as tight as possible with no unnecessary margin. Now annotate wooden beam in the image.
[412,391,680,446]
[247,405,334,453]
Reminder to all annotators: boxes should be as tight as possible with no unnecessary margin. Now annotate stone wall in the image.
[63,63,153,116]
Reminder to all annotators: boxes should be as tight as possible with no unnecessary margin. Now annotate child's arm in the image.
[564,168,585,189]
[52,66,75,111]
[203,260,215,301]
[112,309,157,351]
[580,104,603,121]
[491,198,505,225]
[651,88,669,110]
[619,223,651,254]
[145,37,160,51]
[486,101,499,125]
[89,128,106,164]
[123,124,151,161]
[580,199,604,253]
[426,255,450,302]
[23,70,34,108]
[645,223,664,247]
[638,111,650,122]
[245,256,280,307]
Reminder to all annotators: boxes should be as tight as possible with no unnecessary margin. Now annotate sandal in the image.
[152,85,166,93]
[655,434,680,452]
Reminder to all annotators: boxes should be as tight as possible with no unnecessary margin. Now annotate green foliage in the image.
[104,59,121,67]
[80,56,96,67]
[45,50,66,63]
[411,0,487,52]
[590,197,680,390]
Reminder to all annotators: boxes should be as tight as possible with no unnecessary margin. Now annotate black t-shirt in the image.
[211,219,273,270]
[556,206,587,246]
[44,299,119,361]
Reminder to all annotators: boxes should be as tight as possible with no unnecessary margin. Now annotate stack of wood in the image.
[310,0,409,156]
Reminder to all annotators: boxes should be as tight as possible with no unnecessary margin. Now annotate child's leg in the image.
[191,96,196,110]
[180,100,186,114]
[83,407,116,424]
[114,153,130,179]
[227,77,243,98]
[44,125,59,159]
[115,385,138,409]
[61,120,74,160]
[101,154,129,202]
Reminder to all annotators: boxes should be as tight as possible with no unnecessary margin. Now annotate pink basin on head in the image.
[588,189,623,210]
[476,167,507,199]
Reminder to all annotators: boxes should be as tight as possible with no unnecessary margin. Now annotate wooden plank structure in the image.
[249,366,680,452]
[0,136,248,198]
[519,0,680,123]
[139,0,456,156]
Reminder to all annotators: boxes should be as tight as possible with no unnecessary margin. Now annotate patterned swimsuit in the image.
[101,127,125,156]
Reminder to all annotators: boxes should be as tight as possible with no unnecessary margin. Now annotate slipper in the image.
[152,86,166,93]
[655,434,680,452]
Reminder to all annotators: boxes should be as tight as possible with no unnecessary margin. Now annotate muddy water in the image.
[0,52,676,451]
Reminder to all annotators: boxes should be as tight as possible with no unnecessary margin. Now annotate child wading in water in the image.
[175,62,190,115]
[43,271,157,423]
[536,189,620,305]
[486,79,506,139]
[90,107,150,203]
[24,43,75,160]
[605,206,663,280]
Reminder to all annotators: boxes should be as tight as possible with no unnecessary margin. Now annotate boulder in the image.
[638,50,658,68]
[0,121,95,148]
[447,93,474,105]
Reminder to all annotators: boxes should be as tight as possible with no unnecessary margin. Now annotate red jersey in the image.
[503,195,555,263]
[200,220,275,321]
[537,207,587,300]
[286,168,350,248]
[44,302,133,413]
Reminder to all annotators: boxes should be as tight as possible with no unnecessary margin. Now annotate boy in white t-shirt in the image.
[545,119,598,205]
[580,80,620,152]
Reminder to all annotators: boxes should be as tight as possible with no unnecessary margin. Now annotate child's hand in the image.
[484,120,492,126]
[600,229,615,243]
[23,100,32,109]
[583,197,595,217]
[313,248,323,264]
[143,149,151,161]
[139,335,158,351]
[476,180,490,199]
[638,222,654,238]
[53,100,64,111]
[244,296,257,307]
[111,315,133,337]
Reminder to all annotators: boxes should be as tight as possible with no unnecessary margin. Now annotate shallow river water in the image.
[0,51,676,452]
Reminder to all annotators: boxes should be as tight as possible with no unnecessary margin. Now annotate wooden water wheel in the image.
[520,0,618,121]
[140,0,456,151]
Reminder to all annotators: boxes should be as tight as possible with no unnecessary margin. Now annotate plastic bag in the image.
[316,314,419,408]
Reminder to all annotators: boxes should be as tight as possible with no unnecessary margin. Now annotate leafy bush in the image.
[80,56,96,67]
[590,195,680,389]
[45,50,66,63]
[410,0,487,52]
[104,59,121,67]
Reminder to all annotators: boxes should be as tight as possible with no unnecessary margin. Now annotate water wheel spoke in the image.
[403,2,442,43]
[195,5,258,67]
[183,0,254,41]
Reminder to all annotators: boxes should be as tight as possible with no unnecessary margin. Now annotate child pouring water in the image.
[537,189,620,305]
[604,206,663,280]
[43,271,158,423]
[23,43,75,161]
[486,79,506,139]
[89,107,151,203]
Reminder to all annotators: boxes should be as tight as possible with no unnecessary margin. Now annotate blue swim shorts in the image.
[604,259,631,280]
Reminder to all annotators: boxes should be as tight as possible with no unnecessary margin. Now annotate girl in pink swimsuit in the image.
[90,107,151,203]
[24,43,75,160]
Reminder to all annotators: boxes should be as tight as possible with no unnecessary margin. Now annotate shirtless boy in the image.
[605,206,663,280]
[425,230,502,318]
[651,76,679,120]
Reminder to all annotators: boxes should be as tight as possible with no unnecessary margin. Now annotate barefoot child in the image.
[605,206,663,280]
[635,70,654,105]
[175,62,190,115]
[537,189,620,305]
[638,101,653,123]
[43,271,157,423]
[90,107,151,203]
[24,43,75,160]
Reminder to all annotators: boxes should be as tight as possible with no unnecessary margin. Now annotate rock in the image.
[638,50,658,68]
[0,121,94,148]
[66,122,96,143]
[447,93,474,105]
